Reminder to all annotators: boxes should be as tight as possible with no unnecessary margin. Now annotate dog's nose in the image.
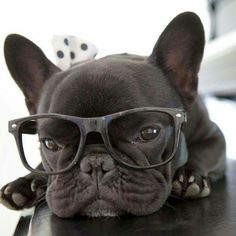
[80,145,115,176]
[80,154,115,177]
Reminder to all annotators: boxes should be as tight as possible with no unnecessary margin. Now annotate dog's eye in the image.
[140,126,160,141]
[42,138,61,152]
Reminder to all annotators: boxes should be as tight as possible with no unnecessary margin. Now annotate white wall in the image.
[0,1,210,235]
[0,0,210,183]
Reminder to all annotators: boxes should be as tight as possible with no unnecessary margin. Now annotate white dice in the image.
[52,35,98,70]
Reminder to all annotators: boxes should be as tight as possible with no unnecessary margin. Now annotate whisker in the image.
[34,199,47,209]
[169,194,186,201]
[165,201,176,210]
[28,192,47,208]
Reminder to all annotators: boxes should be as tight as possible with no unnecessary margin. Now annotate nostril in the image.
[102,158,115,173]
[80,159,92,174]
[80,153,115,176]
[87,168,93,176]
[101,168,107,175]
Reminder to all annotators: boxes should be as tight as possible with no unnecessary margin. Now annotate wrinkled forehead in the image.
[39,61,141,116]
[38,57,182,117]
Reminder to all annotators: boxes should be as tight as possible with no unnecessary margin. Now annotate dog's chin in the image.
[79,199,123,217]
[49,196,166,219]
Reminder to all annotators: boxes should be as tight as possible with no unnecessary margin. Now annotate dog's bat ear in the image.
[4,34,60,114]
[149,12,205,105]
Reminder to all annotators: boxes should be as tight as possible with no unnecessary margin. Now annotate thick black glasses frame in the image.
[8,107,187,175]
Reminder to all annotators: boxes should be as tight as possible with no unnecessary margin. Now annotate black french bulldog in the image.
[0,12,226,218]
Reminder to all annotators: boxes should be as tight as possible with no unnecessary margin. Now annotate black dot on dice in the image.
[81,43,88,50]
[57,50,64,58]
[64,38,69,46]
[70,51,75,60]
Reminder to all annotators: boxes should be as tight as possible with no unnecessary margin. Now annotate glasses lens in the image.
[20,117,81,173]
[108,111,175,167]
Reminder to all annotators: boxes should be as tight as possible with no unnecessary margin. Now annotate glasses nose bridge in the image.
[82,117,105,134]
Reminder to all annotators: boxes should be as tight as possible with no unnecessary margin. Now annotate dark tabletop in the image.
[17,160,236,236]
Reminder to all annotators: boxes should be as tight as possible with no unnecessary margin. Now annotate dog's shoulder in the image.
[184,96,216,142]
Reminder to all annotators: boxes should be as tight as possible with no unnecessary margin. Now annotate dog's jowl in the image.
[0,12,226,218]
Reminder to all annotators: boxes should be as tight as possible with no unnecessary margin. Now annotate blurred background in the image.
[0,0,236,235]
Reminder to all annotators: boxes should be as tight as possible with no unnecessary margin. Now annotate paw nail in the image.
[200,187,210,197]
[12,193,27,207]
[179,175,184,183]
[188,176,195,183]
[184,183,200,198]
[31,183,37,192]
[172,180,182,195]
[203,179,208,187]
[173,180,181,189]
[4,186,12,195]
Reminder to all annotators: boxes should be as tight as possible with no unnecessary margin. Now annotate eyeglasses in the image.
[8,107,187,175]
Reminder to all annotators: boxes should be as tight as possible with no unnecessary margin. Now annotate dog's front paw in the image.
[171,167,211,199]
[0,175,47,210]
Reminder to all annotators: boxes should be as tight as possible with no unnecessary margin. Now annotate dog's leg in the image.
[0,164,47,210]
[172,123,226,199]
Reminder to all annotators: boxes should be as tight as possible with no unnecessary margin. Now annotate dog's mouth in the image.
[46,158,170,218]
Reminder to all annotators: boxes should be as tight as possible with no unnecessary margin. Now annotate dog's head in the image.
[4,12,204,218]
